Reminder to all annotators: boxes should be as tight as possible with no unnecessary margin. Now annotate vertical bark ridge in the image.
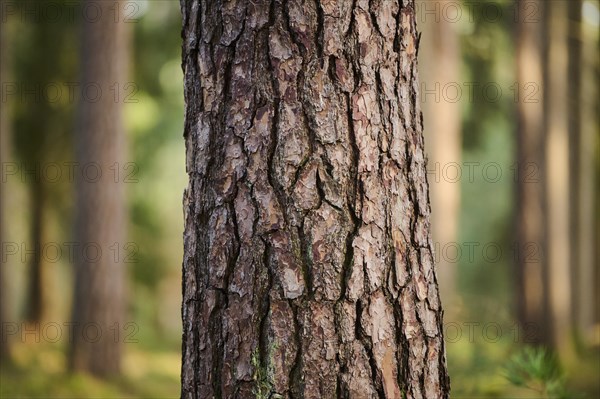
[181,0,450,397]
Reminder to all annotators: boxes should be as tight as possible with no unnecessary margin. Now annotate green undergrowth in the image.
[1,342,180,398]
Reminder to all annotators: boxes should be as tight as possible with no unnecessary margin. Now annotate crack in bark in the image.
[315,169,343,213]
[315,0,325,59]
[297,222,314,297]
[288,301,303,398]
[258,236,275,396]
[283,0,308,58]
[356,299,387,399]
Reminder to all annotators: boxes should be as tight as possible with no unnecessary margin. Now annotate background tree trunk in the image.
[544,0,571,353]
[69,0,129,376]
[579,2,600,343]
[567,1,582,339]
[418,0,462,309]
[514,0,551,346]
[568,0,597,347]
[25,180,46,323]
[180,0,450,398]
[0,5,10,359]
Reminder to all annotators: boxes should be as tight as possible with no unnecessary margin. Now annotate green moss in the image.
[251,341,280,399]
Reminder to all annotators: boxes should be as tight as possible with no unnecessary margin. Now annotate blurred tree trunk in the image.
[544,0,571,352]
[419,0,462,309]
[25,181,46,322]
[10,2,73,327]
[180,0,450,398]
[69,0,129,376]
[581,9,600,341]
[0,6,9,359]
[514,0,551,346]
[570,0,599,345]
[567,2,582,336]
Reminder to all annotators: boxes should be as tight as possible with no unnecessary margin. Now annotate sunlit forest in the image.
[0,0,598,398]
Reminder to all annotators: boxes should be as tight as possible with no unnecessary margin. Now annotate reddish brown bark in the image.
[180,1,450,397]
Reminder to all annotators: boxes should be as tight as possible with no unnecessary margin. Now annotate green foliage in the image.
[126,0,186,294]
[504,346,583,399]
[460,0,514,150]
[7,0,78,231]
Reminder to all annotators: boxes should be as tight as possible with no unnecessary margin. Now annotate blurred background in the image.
[0,0,598,398]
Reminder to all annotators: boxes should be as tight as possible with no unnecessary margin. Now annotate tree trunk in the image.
[0,5,9,359]
[514,0,551,346]
[418,0,462,309]
[579,3,600,340]
[544,0,571,352]
[180,1,450,398]
[69,0,129,376]
[25,180,46,322]
[567,1,582,338]
[568,0,597,346]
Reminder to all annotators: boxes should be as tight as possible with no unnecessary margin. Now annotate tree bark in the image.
[69,0,129,376]
[180,0,450,398]
[514,0,551,346]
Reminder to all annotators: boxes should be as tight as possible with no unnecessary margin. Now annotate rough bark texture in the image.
[514,0,551,346]
[70,0,128,376]
[180,0,450,397]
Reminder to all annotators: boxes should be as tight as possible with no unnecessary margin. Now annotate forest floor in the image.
[0,340,598,398]
[0,342,180,398]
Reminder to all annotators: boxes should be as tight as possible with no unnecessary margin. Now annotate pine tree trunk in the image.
[180,0,450,397]
[69,0,129,376]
